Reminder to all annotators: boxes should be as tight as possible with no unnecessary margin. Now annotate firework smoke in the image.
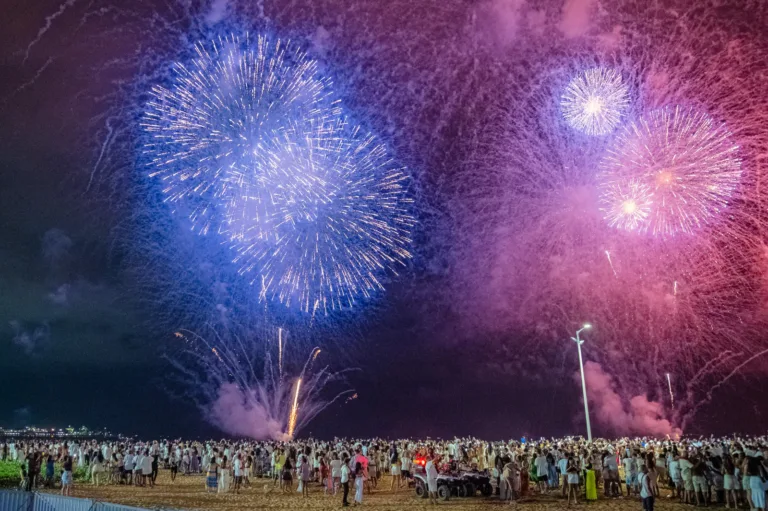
[170,329,353,439]
[578,361,681,437]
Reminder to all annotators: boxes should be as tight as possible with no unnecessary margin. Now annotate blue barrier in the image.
[0,490,32,511]
[0,491,182,511]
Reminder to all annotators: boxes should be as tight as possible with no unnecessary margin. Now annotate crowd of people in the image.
[3,435,768,509]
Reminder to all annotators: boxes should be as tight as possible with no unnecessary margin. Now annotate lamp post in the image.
[572,323,592,442]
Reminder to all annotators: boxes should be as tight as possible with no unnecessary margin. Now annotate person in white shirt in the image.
[603,451,621,496]
[402,451,412,482]
[233,454,243,494]
[624,454,637,496]
[90,451,104,486]
[668,454,681,499]
[639,465,655,511]
[141,450,154,487]
[559,455,569,496]
[566,457,581,505]
[132,451,142,487]
[300,455,312,498]
[679,454,694,504]
[123,453,134,485]
[330,453,342,495]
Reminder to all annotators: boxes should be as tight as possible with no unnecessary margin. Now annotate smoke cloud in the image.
[209,383,286,440]
[577,361,681,437]
[478,0,598,46]
[205,0,230,25]
[558,0,597,38]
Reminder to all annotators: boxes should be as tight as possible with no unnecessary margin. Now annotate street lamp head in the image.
[583,323,592,329]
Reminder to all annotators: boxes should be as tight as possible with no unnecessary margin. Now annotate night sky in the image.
[2,0,768,440]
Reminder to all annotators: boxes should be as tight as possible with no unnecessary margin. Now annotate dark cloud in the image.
[0,227,148,368]
[41,228,73,272]
[12,407,32,428]
[9,320,50,355]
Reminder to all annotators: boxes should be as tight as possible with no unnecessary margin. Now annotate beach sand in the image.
[42,473,692,511]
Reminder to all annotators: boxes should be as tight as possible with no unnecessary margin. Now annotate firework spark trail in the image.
[23,0,80,64]
[170,328,354,439]
[141,32,415,314]
[604,250,617,278]
[666,372,674,409]
[287,377,301,439]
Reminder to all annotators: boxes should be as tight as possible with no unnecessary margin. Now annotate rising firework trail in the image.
[667,372,674,409]
[605,250,618,278]
[287,377,302,439]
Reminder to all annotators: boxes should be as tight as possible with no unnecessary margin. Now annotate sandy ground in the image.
[42,472,692,511]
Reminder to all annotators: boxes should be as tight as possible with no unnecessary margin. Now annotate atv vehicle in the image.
[457,470,493,497]
[411,456,492,500]
[413,472,463,500]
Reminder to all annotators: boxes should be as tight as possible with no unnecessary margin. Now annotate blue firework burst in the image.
[141,32,414,314]
[227,120,415,314]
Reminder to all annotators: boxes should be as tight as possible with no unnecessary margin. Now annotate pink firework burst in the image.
[599,106,742,236]
[600,179,653,232]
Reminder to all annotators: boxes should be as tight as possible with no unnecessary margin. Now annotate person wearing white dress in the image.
[426,455,439,505]
[354,461,365,504]
[331,453,342,495]
[390,443,402,491]
[747,456,766,511]
[218,456,231,493]
[90,452,104,486]
[296,455,304,493]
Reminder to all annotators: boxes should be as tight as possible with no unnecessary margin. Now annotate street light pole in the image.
[572,324,592,442]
